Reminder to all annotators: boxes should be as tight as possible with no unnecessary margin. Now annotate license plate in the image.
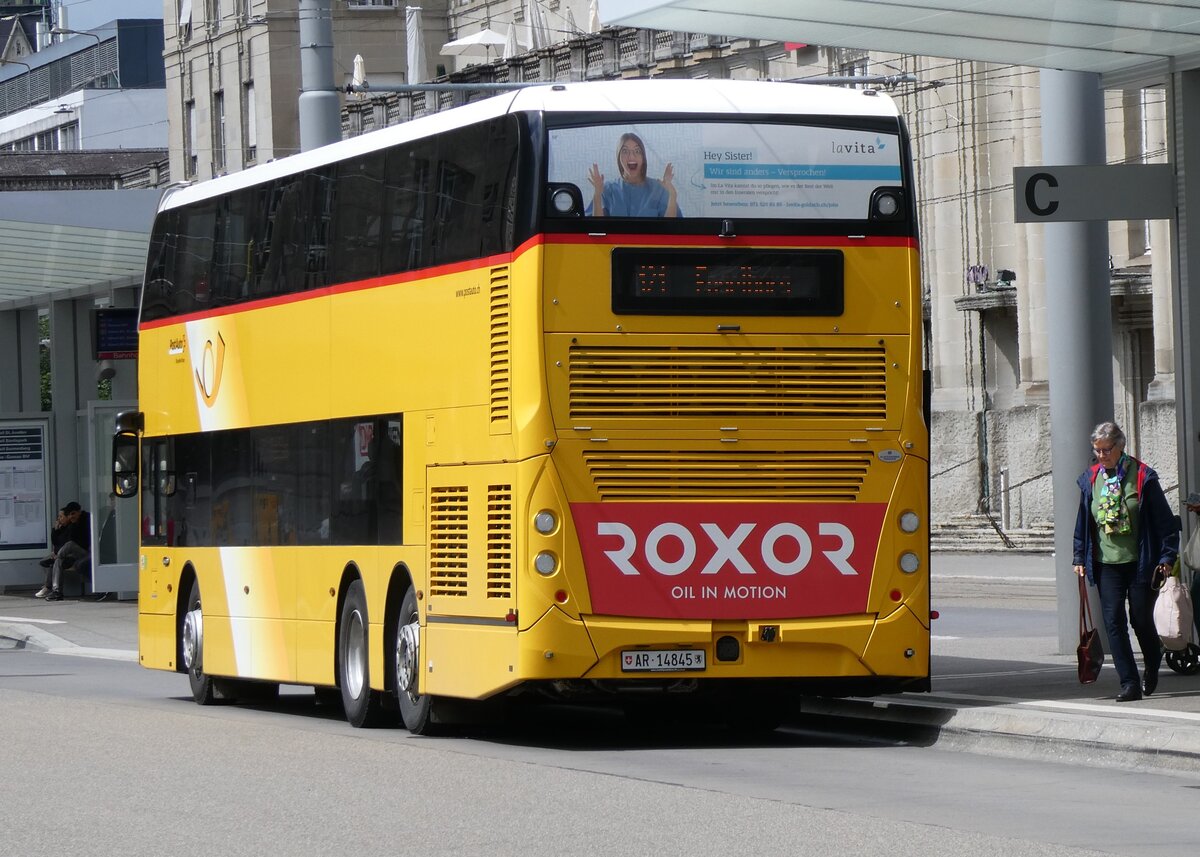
[621,649,706,672]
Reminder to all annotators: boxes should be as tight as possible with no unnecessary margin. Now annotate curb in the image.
[802,695,1200,776]
[0,621,137,662]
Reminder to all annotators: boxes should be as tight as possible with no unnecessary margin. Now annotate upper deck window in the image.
[547,121,902,222]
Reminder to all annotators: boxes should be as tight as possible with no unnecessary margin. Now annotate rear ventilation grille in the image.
[486,485,513,599]
[584,449,873,500]
[489,268,511,430]
[569,345,888,419]
[429,486,469,597]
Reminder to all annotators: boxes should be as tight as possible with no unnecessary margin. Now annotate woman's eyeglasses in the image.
[1092,445,1117,456]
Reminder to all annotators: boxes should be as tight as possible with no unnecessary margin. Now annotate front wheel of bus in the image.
[395,587,436,734]
[338,579,384,728]
[183,580,215,705]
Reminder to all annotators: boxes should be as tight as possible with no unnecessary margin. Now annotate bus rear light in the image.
[534,551,558,576]
[931,610,940,620]
[534,510,558,535]
[899,552,920,573]
[555,589,568,603]
[889,589,902,602]
[899,511,920,533]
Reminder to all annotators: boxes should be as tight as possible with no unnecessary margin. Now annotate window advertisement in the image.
[548,122,902,220]
[0,420,51,554]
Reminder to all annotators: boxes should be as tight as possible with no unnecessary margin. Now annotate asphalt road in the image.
[3,645,1199,857]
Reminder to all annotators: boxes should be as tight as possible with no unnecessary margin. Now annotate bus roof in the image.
[161,79,900,212]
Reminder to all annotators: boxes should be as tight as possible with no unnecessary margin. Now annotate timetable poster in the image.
[0,423,49,551]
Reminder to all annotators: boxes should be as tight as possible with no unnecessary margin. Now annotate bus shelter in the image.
[0,188,161,595]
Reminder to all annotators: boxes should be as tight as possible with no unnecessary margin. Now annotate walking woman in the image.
[1072,421,1178,701]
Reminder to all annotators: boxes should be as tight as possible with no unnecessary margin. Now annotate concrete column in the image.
[1170,71,1200,540]
[49,298,82,505]
[0,307,41,413]
[1041,70,1113,654]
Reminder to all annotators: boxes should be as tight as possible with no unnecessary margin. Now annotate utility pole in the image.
[298,0,340,151]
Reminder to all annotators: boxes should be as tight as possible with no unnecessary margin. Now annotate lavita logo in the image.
[830,138,886,154]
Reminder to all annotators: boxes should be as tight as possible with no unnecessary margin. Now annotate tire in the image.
[1166,646,1200,676]
[395,586,437,734]
[183,579,215,705]
[338,579,385,727]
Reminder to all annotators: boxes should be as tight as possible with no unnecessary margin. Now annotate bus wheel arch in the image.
[174,564,197,674]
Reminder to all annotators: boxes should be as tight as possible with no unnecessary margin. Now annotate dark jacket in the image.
[1072,458,1178,585]
[62,511,91,551]
[50,520,70,552]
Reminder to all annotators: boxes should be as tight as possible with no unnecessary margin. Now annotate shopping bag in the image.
[1184,527,1200,571]
[1154,573,1194,652]
[1077,576,1104,684]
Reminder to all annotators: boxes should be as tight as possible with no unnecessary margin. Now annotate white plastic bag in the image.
[1154,575,1194,651]
[1184,528,1200,570]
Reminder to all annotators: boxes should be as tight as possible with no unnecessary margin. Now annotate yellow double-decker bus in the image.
[113,79,929,732]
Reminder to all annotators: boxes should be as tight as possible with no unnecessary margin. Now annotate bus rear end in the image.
[512,82,928,706]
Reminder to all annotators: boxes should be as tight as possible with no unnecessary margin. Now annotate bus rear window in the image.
[612,249,843,315]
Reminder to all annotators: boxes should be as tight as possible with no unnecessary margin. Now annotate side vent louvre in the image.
[489,267,511,432]
[486,485,513,599]
[429,486,469,597]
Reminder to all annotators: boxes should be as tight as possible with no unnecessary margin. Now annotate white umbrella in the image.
[502,25,520,60]
[351,53,367,95]
[525,0,551,50]
[405,6,427,83]
[588,0,601,34]
[440,27,508,58]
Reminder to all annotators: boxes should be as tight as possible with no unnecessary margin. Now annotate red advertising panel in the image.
[571,502,886,619]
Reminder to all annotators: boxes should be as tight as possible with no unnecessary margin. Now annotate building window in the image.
[242,82,256,164]
[185,99,198,177]
[59,121,79,149]
[213,90,226,171]
[834,48,870,88]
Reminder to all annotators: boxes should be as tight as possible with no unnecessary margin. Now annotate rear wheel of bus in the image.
[338,578,385,727]
[395,586,438,734]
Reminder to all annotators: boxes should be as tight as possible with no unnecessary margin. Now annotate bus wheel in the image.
[338,579,384,727]
[182,580,215,705]
[395,587,437,734]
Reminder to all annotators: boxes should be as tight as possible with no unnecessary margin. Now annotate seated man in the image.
[37,509,70,570]
[36,501,90,601]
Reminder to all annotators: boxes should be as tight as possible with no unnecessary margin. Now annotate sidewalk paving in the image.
[3,552,1200,774]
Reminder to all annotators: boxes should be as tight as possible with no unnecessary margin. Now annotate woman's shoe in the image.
[1116,684,1143,702]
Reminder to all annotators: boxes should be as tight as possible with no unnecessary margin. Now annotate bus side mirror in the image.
[112,431,139,498]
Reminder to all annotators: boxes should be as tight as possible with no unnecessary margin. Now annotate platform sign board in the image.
[0,419,51,555]
[94,308,139,360]
[1014,164,1174,222]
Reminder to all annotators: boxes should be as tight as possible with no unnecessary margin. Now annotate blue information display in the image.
[94,308,139,360]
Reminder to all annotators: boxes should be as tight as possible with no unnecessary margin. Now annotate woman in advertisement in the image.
[587,132,681,218]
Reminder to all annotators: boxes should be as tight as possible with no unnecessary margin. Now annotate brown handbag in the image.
[1077,575,1104,684]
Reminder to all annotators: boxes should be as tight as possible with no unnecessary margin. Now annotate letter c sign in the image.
[1024,172,1059,218]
